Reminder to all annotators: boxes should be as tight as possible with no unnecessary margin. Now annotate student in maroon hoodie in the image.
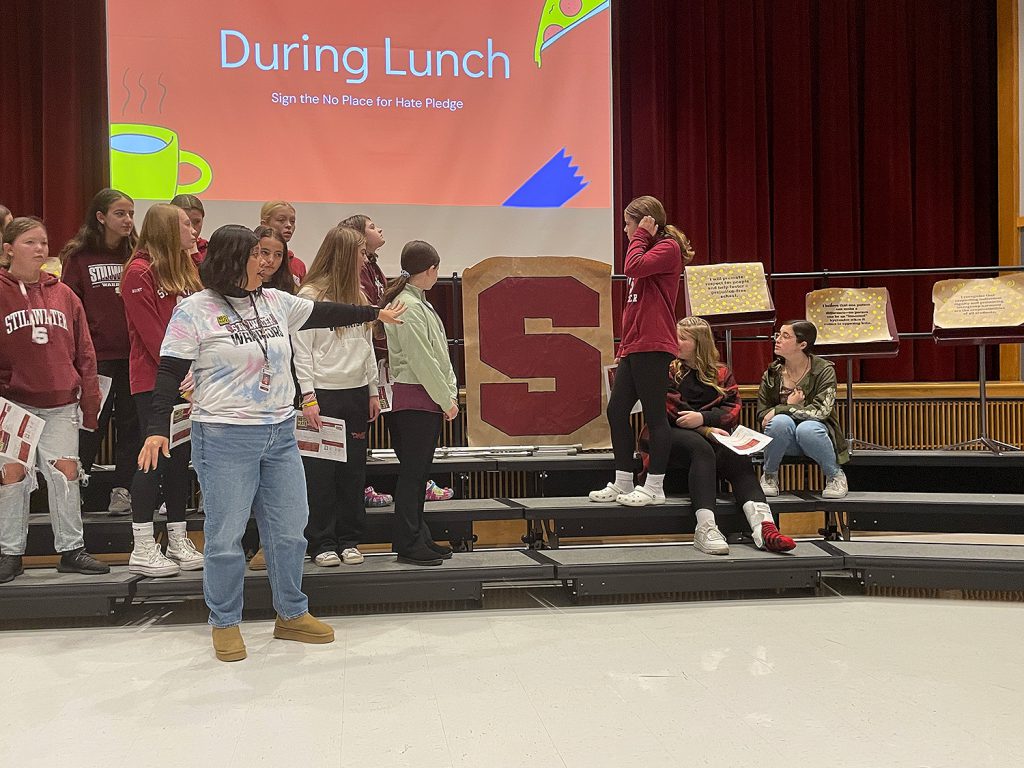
[59,188,141,515]
[0,217,109,583]
[122,204,205,577]
[589,195,694,508]
[260,201,307,286]
[171,194,207,263]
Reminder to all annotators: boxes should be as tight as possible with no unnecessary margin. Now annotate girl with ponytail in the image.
[590,195,694,508]
[381,241,458,566]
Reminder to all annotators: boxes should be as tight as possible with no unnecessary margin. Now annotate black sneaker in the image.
[0,554,24,583]
[427,541,453,560]
[57,548,110,575]
[395,546,444,567]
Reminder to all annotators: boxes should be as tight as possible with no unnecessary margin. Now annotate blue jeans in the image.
[0,403,85,555]
[191,418,309,627]
[762,414,840,479]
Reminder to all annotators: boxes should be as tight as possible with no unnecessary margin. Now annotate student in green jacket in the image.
[756,320,850,498]
[380,241,458,566]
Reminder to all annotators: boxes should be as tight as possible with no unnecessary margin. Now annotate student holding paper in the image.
[757,320,849,499]
[122,204,205,576]
[293,225,378,567]
[0,217,109,583]
[137,224,405,661]
[380,240,458,566]
[590,195,694,507]
[638,318,795,555]
[59,188,141,515]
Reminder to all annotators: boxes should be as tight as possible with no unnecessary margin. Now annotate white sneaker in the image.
[341,547,364,565]
[314,551,342,567]
[108,487,132,516]
[615,486,666,507]
[822,469,849,499]
[693,521,729,555]
[129,537,180,577]
[589,483,626,503]
[166,535,204,571]
[759,472,780,497]
[743,501,774,549]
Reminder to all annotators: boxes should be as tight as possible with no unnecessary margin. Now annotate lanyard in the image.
[220,292,269,363]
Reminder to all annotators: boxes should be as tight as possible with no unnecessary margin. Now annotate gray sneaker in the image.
[822,469,849,499]
[108,487,132,516]
[759,472,780,497]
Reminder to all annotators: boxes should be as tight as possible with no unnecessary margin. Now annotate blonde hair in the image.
[123,204,202,296]
[671,316,725,395]
[1,216,46,269]
[260,200,295,223]
[625,195,696,263]
[301,226,368,336]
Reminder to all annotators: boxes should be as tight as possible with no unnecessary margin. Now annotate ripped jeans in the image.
[0,403,85,556]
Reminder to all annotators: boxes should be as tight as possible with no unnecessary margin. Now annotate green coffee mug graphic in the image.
[109,123,212,200]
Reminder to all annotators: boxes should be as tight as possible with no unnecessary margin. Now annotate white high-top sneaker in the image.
[742,500,774,549]
[129,526,180,577]
[166,523,204,571]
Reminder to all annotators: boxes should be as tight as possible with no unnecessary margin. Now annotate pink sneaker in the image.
[364,486,393,507]
[425,480,454,502]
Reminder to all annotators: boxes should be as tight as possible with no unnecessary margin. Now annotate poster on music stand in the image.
[683,262,775,325]
[932,275,1024,337]
[806,287,898,354]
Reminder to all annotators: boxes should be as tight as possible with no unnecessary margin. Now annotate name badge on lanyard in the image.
[259,360,272,393]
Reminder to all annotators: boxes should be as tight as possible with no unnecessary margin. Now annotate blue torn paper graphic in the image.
[503,148,589,208]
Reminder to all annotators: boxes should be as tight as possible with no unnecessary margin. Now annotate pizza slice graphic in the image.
[534,0,610,67]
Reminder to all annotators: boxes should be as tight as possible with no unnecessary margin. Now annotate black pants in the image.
[667,428,766,511]
[79,359,140,489]
[130,391,190,523]
[302,386,369,555]
[608,351,675,475]
[387,409,441,554]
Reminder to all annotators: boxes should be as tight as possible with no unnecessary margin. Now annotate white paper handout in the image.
[712,425,773,456]
[169,403,193,448]
[295,414,348,462]
[602,364,642,415]
[79,374,113,432]
[377,358,393,414]
[0,397,46,467]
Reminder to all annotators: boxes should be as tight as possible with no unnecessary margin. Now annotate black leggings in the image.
[79,359,140,489]
[387,409,441,554]
[608,351,675,475]
[302,386,369,555]
[131,391,191,523]
[667,428,766,511]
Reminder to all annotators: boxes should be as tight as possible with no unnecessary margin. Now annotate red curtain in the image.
[0,0,108,251]
[614,0,996,383]
[1,1,996,383]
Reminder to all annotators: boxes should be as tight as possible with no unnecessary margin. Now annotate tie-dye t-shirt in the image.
[160,288,314,425]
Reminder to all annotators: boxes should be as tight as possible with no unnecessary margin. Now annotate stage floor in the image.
[1,593,1021,767]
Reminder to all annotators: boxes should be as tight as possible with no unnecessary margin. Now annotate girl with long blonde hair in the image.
[122,203,205,577]
[260,200,306,284]
[292,226,379,566]
[636,317,795,555]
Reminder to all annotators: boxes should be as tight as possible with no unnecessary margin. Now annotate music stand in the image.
[932,326,1023,453]
[808,287,899,452]
[683,263,776,366]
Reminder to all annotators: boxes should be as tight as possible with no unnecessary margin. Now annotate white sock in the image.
[695,508,716,527]
[166,521,187,541]
[614,471,633,491]
[131,521,154,549]
[643,473,665,497]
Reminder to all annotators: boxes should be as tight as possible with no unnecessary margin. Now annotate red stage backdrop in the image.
[1,0,997,383]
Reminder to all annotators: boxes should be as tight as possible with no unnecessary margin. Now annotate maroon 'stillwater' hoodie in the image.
[616,229,682,358]
[61,247,130,361]
[0,267,100,429]
[122,251,192,395]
